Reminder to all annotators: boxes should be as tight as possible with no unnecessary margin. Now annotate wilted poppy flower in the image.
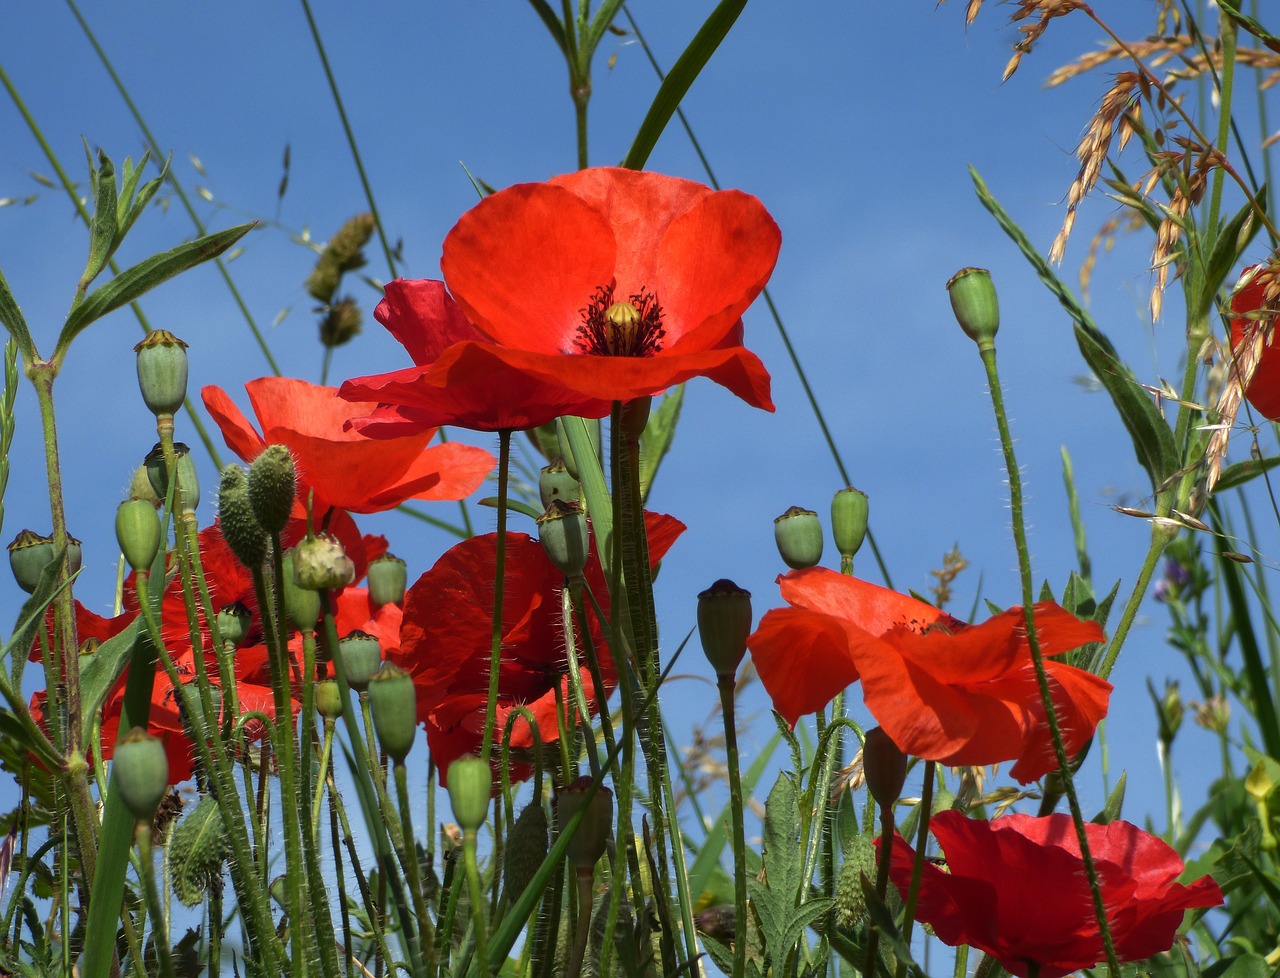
[883,810,1223,978]
[340,279,613,433]
[392,511,685,786]
[1230,262,1280,420]
[408,167,780,411]
[747,568,1111,782]
[202,377,494,517]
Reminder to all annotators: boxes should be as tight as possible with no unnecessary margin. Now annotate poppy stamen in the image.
[575,280,665,357]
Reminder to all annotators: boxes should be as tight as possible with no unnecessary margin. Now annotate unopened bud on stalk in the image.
[281,551,321,631]
[293,534,355,591]
[339,630,382,692]
[537,500,589,577]
[134,330,189,417]
[115,498,162,572]
[774,506,823,570]
[1153,679,1183,748]
[247,445,297,535]
[863,727,908,809]
[217,602,253,647]
[556,776,613,871]
[217,465,268,570]
[316,680,343,721]
[539,457,580,509]
[8,529,81,594]
[113,727,170,823]
[128,464,163,506]
[368,662,417,762]
[831,487,869,561]
[697,579,752,678]
[946,267,999,347]
[835,832,878,929]
[367,553,408,608]
[448,756,493,832]
[145,442,200,514]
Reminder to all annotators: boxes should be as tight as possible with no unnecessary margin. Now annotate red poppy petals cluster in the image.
[884,811,1223,978]
[1229,263,1280,421]
[747,568,1112,782]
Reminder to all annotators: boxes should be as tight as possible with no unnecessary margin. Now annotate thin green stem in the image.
[897,761,935,972]
[394,762,436,954]
[463,829,490,976]
[135,824,177,978]
[481,429,513,764]
[864,801,895,978]
[565,870,594,978]
[1204,14,1237,239]
[717,673,748,978]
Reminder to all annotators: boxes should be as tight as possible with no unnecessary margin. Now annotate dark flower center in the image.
[575,280,665,357]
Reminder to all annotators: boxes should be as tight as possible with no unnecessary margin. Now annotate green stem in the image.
[564,869,594,978]
[864,801,895,978]
[135,823,177,978]
[463,829,490,976]
[481,429,513,764]
[394,762,437,955]
[717,673,748,978]
[1204,13,1237,239]
[897,761,935,970]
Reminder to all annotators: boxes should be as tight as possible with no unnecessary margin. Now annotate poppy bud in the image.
[217,602,252,647]
[946,267,1000,347]
[128,463,163,507]
[831,487,869,561]
[115,498,162,572]
[293,534,355,591]
[339,630,382,692]
[367,553,408,608]
[217,465,268,570]
[537,500,589,577]
[8,530,80,594]
[368,662,417,762]
[697,578,752,678]
[281,551,321,631]
[863,726,907,809]
[316,679,343,721]
[835,832,877,929]
[502,800,550,902]
[1153,679,1183,748]
[319,296,362,348]
[774,506,823,570]
[447,756,492,832]
[555,776,613,872]
[134,329,189,417]
[112,727,170,823]
[539,457,580,509]
[247,445,296,535]
[145,442,200,514]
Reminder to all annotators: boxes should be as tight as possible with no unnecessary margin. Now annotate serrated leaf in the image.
[81,149,118,289]
[779,897,834,961]
[56,221,254,361]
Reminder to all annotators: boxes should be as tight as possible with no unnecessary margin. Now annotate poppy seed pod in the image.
[368,662,417,762]
[339,630,382,692]
[537,499,589,578]
[293,534,356,592]
[145,442,200,514]
[316,680,343,721]
[555,776,613,872]
[831,487,869,561]
[947,267,999,347]
[367,553,408,608]
[863,726,908,810]
[502,801,550,902]
[247,445,297,535]
[539,457,580,509]
[447,756,492,832]
[134,329,189,417]
[774,506,824,570]
[216,602,253,647]
[115,498,162,572]
[281,552,321,631]
[697,578,752,677]
[217,465,268,570]
[112,727,170,823]
[8,529,81,594]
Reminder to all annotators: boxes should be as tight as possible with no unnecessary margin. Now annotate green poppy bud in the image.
[862,727,908,810]
[218,465,269,569]
[316,680,343,721]
[145,442,200,514]
[319,296,362,348]
[367,553,408,608]
[128,463,163,507]
[293,534,355,591]
[831,487,869,561]
[368,662,417,762]
[501,800,550,903]
[281,551,321,631]
[835,832,877,929]
[539,457,580,509]
[217,602,253,647]
[8,530,80,594]
[447,755,492,832]
[774,506,823,570]
[115,498,162,572]
[1154,679,1183,747]
[946,267,999,347]
[339,630,382,692]
[112,727,170,823]
[697,578,753,678]
[555,776,613,872]
[618,395,652,441]
[537,500,589,578]
[133,329,189,417]
[247,445,297,535]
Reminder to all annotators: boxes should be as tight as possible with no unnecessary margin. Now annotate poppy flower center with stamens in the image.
[575,280,666,357]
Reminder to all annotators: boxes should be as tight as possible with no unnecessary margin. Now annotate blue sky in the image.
[0,2,1260,851]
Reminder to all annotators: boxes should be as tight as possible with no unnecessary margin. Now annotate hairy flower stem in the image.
[717,672,748,978]
[393,762,435,953]
[978,342,1121,978]
[464,828,491,976]
[135,823,177,978]
[897,760,935,974]
[865,800,896,978]
[481,429,513,765]
[565,869,594,978]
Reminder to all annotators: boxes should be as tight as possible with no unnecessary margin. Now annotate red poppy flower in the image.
[202,377,494,516]
[747,568,1111,782]
[391,511,685,786]
[340,279,613,433]
[1230,263,1280,420]
[884,810,1223,978]
[406,167,780,411]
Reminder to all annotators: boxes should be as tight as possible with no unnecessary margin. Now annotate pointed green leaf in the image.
[56,221,254,361]
[1216,454,1280,492]
[81,149,118,289]
[1217,0,1280,52]
[0,266,34,362]
[622,0,748,170]
[525,0,568,57]
[639,384,684,504]
[1196,190,1265,323]
[1092,771,1127,823]
[583,0,625,58]
[77,613,142,747]
[120,157,169,242]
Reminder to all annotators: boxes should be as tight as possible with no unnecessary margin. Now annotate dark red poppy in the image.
[403,167,780,411]
[1230,262,1280,420]
[340,279,613,433]
[202,377,494,517]
[884,810,1222,978]
[747,568,1111,782]
[391,511,685,786]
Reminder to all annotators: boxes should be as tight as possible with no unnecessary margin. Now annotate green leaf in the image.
[119,157,169,242]
[583,0,626,59]
[622,0,748,170]
[0,266,33,362]
[1215,454,1280,492]
[56,221,254,361]
[77,614,143,748]
[1201,954,1272,978]
[1196,190,1265,324]
[525,0,568,57]
[81,148,118,289]
[639,384,684,504]
[753,773,804,956]
[1092,771,1127,823]
[1217,0,1280,53]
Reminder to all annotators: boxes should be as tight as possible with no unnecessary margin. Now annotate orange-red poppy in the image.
[1230,263,1280,420]
[747,568,1111,782]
